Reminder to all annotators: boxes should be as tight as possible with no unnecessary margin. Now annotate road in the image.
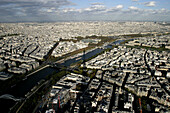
[144,50,169,95]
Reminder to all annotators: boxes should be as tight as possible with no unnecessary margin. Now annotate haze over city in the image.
[0,0,170,22]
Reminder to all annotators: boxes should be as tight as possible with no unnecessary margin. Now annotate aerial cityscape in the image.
[0,0,170,113]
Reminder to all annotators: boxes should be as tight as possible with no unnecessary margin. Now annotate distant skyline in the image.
[0,0,170,22]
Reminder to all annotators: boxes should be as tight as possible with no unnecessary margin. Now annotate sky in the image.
[0,0,170,22]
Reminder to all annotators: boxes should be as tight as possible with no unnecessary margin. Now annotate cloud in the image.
[132,0,139,2]
[105,5,123,13]
[128,6,139,10]
[144,1,156,7]
[60,3,107,15]
[0,0,74,8]
[0,1,169,22]
[116,5,123,9]
[123,6,143,15]
[91,2,104,5]
[0,0,74,18]
[61,4,124,15]
[83,4,106,14]
[62,8,82,13]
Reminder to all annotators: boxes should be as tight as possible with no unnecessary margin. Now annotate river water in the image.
[0,39,124,113]
[62,40,125,66]
[0,67,58,113]
[62,48,103,66]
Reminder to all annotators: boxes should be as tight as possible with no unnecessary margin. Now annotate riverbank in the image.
[0,37,123,113]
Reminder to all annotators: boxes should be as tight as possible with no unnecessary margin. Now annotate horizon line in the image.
[0,20,170,23]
